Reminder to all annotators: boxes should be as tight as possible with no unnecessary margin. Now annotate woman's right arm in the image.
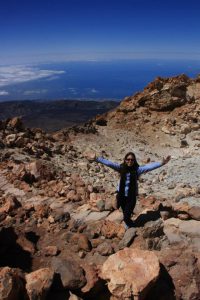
[96,157,120,171]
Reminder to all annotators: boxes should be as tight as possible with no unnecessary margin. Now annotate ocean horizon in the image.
[0,59,200,102]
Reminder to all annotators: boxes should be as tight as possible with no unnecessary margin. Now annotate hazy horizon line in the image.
[1,51,200,66]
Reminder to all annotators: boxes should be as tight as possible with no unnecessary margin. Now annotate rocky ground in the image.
[0,74,200,300]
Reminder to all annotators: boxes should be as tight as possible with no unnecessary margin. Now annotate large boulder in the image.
[100,248,160,299]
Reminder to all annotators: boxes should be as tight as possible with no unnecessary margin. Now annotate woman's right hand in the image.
[85,151,96,162]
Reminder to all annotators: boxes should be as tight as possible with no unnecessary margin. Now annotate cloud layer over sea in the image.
[0,60,199,101]
[0,65,65,87]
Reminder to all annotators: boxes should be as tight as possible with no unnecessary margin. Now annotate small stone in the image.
[78,251,86,259]
[48,215,55,224]
[96,199,105,211]
[96,241,114,256]
[44,246,59,256]
[160,211,170,220]
[177,213,189,220]
[180,139,188,148]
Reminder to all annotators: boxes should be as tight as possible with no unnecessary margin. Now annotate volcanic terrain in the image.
[0,74,200,300]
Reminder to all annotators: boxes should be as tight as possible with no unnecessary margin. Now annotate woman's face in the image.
[125,154,135,167]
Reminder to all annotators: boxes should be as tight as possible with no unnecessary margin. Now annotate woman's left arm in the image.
[138,156,171,176]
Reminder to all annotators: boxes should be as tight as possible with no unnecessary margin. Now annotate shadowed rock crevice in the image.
[79,279,112,300]
[47,274,111,300]
[146,264,176,300]
[0,227,32,272]
[25,231,40,245]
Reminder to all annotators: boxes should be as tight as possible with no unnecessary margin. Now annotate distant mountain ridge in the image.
[0,99,118,132]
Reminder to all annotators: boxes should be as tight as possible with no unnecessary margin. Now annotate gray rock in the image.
[51,257,86,290]
[118,228,136,249]
[84,211,110,222]
[96,199,105,211]
[179,220,200,238]
[96,241,114,256]
[142,219,164,239]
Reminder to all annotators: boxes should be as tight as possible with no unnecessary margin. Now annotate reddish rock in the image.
[35,204,50,218]
[44,246,59,256]
[100,248,160,300]
[100,220,124,239]
[25,268,54,300]
[0,267,25,300]
[81,263,100,294]
[90,238,104,248]
[17,235,36,255]
[0,195,21,214]
[67,190,82,202]
[189,206,200,221]
[70,233,92,252]
[157,247,200,299]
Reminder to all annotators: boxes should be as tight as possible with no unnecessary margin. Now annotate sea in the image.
[1,59,200,102]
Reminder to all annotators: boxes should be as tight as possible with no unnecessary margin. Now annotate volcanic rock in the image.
[100,248,160,299]
[0,267,25,300]
[25,268,55,300]
[51,257,86,290]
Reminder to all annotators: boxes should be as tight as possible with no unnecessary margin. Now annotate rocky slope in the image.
[0,74,200,300]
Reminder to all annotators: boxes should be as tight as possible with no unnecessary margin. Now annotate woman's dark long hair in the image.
[120,152,139,175]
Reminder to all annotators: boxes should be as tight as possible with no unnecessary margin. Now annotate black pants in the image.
[117,194,136,227]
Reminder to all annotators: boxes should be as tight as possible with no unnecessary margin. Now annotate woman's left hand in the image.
[162,155,171,165]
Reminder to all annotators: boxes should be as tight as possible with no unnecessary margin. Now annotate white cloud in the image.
[0,65,65,87]
[0,90,9,96]
[24,89,48,95]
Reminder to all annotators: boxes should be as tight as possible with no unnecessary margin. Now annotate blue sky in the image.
[1,0,200,64]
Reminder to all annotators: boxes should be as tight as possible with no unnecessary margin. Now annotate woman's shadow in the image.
[133,210,161,227]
